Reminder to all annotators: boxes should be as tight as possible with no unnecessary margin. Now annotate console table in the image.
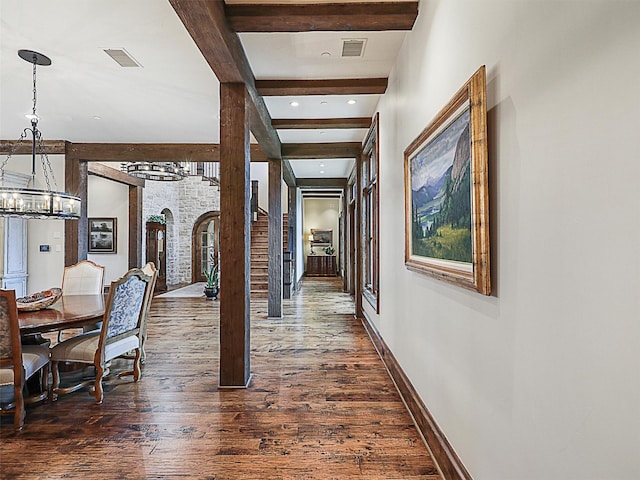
[306,255,337,276]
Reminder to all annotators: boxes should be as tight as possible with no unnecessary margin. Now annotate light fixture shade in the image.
[0,49,81,220]
[308,234,314,242]
[123,162,189,181]
[0,187,80,219]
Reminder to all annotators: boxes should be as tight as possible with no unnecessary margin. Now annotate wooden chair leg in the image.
[91,363,105,404]
[133,349,141,382]
[14,379,25,431]
[51,361,60,401]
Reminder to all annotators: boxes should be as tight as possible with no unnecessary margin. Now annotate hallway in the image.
[1,278,441,479]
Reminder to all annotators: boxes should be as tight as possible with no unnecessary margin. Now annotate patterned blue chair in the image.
[0,289,49,431]
[139,262,158,364]
[51,268,151,404]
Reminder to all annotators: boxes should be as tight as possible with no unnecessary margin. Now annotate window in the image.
[362,113,379,311]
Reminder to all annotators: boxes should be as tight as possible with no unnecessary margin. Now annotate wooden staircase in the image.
[250,211,288,298]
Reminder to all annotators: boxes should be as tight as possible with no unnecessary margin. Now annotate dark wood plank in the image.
[225,3,419,32]
[0,139,65,155]
[169,0,282,160]
[219,83,251,387]
[63,154,86,266]
[257,79,387,96]
[282,158,296,187]
[67,142,269,162]
[1,278,443,479]
[283,142,361,159]
[267,158,283,319]
[297,178,348,188]
[273,117,372,130]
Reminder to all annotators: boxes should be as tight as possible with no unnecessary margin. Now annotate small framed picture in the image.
[88,217,117,253]
[311,229,333,245]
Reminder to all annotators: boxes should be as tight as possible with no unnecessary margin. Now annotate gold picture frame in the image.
[404,66,490,295]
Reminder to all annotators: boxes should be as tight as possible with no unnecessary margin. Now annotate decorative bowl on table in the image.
[16,287,62,312]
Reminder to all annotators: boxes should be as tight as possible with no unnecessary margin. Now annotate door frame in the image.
[191,211,220,283]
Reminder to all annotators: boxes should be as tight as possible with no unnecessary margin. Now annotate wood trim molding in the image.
[272,118,372,130]
[225,3,419,32]
[257,78,387,96]
[360,314,472,480]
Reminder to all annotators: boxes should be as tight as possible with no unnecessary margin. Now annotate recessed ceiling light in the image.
[320,101,328,106]
[320,163,325,167]
[320,170,325,174]
[290,101,300,107]
[347,99,357,105]
[319,131,326,135]
[321,51,332,57]
[92,115,101,120]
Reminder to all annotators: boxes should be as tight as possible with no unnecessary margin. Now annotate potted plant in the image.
[203,263,219,300]
[323,245,335,255]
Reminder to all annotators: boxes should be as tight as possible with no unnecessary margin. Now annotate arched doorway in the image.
[192,211,220,283]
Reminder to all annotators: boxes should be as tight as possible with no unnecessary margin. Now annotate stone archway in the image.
[191,211,220,283]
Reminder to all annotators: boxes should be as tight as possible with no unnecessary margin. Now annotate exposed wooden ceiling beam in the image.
[169,0,281,160]
[297,178,348,188]
[66,143,268,162]
[225,2,419,32]
[282,159,297,187]
[282,142,361,159]
[257,78,387,96]
[273,118,372,130]
[88,162,145,187]
[0,140,66,155]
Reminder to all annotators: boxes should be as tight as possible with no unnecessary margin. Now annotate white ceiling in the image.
[0,0,408,179]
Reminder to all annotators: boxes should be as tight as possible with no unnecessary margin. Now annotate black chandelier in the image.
[122,162,190,181]
[0,50,80,219]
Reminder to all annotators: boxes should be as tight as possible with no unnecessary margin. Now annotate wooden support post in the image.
[268,158,283,318]
[64,155,87,266]
[219,83,251,388]
[129,185,143,268]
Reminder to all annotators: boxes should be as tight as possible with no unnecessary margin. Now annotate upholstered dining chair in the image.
[61,260,105,296]
[51,268,151,404]
[0,289,50,431]
[61,259,105,338]
[139,262,158,363]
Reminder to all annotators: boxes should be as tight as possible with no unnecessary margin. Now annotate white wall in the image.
[87,175,129,285]
[373,1,640,479]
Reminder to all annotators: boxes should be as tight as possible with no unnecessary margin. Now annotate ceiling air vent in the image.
[104,48,142,67]
[341,39,367,58]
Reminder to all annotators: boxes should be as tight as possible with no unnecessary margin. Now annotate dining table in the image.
[18,294,107,336]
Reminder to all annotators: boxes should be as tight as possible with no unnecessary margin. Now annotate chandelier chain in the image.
[32,61,37,118]
[0,131,29,180]
[37,133,55,191]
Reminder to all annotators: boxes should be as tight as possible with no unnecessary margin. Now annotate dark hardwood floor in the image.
[1,277,442,479]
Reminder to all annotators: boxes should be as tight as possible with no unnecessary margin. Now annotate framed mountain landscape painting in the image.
[404,66,490,295]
